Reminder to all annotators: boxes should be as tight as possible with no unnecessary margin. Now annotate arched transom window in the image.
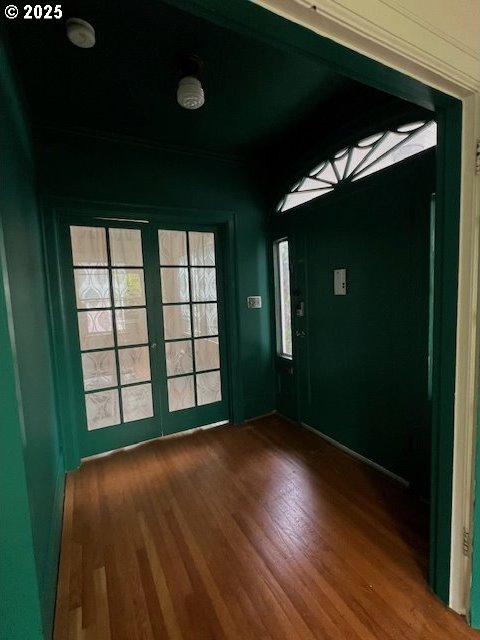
[277,120,437,213]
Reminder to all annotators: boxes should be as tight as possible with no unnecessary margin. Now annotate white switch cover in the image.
[247,296,262,309]
[334,269,347,295]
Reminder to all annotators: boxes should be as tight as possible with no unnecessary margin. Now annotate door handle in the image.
[295,330,306,338]
[150,342,157,349]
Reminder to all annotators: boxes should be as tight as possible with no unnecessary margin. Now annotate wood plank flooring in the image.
[54,415,479,639]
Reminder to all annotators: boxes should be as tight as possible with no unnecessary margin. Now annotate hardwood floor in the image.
[54,415,479,640]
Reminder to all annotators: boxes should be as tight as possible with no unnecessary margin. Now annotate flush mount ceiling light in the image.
[66,18,96,48]
[177,55,205,110]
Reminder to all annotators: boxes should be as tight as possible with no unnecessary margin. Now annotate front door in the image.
[62,218,229,457]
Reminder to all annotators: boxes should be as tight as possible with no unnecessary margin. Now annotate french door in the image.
[62,217,229,457]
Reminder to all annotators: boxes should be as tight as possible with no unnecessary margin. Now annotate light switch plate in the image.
[247,296,262,309]
[334,269,347,295]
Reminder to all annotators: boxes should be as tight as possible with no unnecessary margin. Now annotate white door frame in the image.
[251,0,480,615]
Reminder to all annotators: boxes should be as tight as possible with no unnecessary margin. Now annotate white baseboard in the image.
[298,421,410,487]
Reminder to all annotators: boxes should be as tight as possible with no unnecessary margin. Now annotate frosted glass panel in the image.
[85,389,120,430]
[161,268,190,303]
[71,226,108,266]
[193,303,218,337]
[189,232,215,266]
[165,340,193,376]
[167,376,195,412]
[196,371,221,406]
[281,189,333,212]
[119,347,151,385]
[112,269,146,307]
[74,269,111,309]
[159,230,188,265]
[313,161,338,184]
[163,305,191,340]
[345,146,372,177]
[122,383,153,422]
[78,310,114,351]
[115,308,148,346]
[352,131,405,175]
[191,268,217,302]
[109,229,143,267]
[81,350,117,391]
[280,121,436,213]
[194,338,220,372]
[333,152,349,180]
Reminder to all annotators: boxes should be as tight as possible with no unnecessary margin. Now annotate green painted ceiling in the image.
[4,0,398,158]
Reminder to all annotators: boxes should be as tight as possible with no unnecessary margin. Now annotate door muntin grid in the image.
[70,225,154,430]
[159,230,222,412]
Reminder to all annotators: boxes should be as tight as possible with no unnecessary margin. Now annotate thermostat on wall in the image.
[334,269,347,295]
[247,296,262,309]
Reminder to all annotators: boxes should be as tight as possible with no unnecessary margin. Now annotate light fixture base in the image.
[66,18,96,49]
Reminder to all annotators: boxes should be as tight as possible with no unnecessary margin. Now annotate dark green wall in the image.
[0,43,64,639]
[273,151,435,492]
[34,127,275,434]
[0,231,45,640]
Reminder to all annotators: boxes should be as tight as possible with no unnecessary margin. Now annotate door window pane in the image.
[85,389,120,430]
[159,230,188,265]
[192,303,218,337]
[122,383,153,422]
[196,371,221,406]
[161,268,190,303]
[189,232,215,266]
[109,228,143,266]
[165,340,193,376]
[115,308,148,346]
[78,310,114,351]
[71,226,108,266]
[119,347,151,385]
[163,305,191,340]
[74,269,111,309]
[167,376,195,411]
[275,239,292,358]
[81,350,117,391]
[194,338,220,372]
[112,269,146,307]
[191,268,217,302]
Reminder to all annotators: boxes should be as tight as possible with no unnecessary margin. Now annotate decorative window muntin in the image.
[277,120,436,213]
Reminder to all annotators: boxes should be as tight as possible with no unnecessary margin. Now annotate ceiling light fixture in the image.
[177,55,205,110]
[66,18,96,49]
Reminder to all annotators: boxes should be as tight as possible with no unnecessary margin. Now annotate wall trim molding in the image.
[376,0,478,60]
[33,123,243,168]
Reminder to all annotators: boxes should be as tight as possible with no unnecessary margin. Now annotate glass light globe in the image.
[177,77,205,110]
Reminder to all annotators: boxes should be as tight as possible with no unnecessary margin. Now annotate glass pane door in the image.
[64,220,229,456]
[157,228,228,434]
[69,224,159,455]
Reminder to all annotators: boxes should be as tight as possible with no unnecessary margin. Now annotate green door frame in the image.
[42,198,242,469]
[165,0,463,604]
